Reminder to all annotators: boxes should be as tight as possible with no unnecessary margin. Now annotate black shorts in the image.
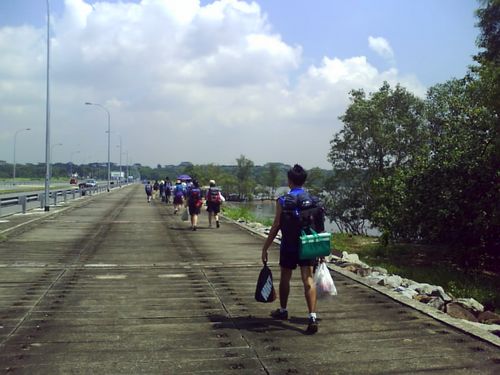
[279,249,317,270]
[189,205,201,215]
[206,202,221,214]
[173,196,183,205]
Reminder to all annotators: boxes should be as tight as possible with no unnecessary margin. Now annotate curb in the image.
[221,215,500,348]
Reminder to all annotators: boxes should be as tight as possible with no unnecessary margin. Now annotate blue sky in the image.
[0,0,481,168]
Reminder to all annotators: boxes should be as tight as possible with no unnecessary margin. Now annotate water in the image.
[231,200,339,234]
[232,199,380,236]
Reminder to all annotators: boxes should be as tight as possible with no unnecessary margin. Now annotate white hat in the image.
[209,179,216,185]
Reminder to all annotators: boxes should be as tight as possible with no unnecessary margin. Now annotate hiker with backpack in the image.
[260,164,325,335]
[187,179,203,231]
[159,180,165,202]
[153,180,160,200]
[165,177,172,204]
[206,179,225,228]
[144,181,153,203]
[173,180,185,214]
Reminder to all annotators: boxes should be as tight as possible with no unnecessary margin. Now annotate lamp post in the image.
[43,0,51,211]
[70,150,80,176]
[85,102,110,192]
[124,151,129,183]
[116,134,122,184]
[13,128,31,185]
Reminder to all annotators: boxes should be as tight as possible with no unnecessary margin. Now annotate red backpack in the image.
[208,187,222,203]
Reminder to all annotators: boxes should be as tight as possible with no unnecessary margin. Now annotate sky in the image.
[0,0,480,169]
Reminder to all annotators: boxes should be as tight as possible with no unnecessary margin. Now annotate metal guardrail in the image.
[0,184,125,217]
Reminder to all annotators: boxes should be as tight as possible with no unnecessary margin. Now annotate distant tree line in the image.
[325,0,499,268]
[0,158,331,200]
[139,156,331,199]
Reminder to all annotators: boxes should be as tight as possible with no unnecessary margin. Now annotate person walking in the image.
[159,180,165,202]
[206,179,224,228]
[173,180,185,214]
[165,177,172,204]
[187,179,203,231]
[261,164,324,334]
[152,180,160,200]
[144,181,153,203]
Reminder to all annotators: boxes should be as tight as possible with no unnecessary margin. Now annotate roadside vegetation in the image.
[332,233,500,313]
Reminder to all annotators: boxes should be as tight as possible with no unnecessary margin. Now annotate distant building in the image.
[0,160,6,166]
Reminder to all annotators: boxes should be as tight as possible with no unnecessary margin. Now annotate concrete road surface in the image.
[0,185,499,374]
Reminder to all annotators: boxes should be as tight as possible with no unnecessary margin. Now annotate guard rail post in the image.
[63,190,67,203]
[53,192,57,207]
[39,193,45,209]
[72,190,76,199]
[20,195,27,214]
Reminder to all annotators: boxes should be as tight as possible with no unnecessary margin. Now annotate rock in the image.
[400,278,415,288]
[378,275,403,289]
[372,266,388,275]
[343,264,362,273]
[324,254,341,263]
[415,295,434,303]
[394,287,418,299]
[446,302,479,322]
[341,251,360,263]
[355,268,372,277]
[426,297,445,311]
[366,275,385,286]
[430,286,452,302]
[456,298,484,313]
[477,311,500,324]
[408,283,437,295]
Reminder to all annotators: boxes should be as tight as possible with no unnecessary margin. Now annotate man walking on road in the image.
[261,164,320,334]
[206,179,224,228]
[145,181,153,203]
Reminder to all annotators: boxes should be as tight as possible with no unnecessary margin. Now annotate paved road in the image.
[0,185,499,374]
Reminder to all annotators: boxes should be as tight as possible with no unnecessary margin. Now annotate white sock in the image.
[309,312,317,320]
[280,307,287,313]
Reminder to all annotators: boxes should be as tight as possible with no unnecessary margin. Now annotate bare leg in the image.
[208,212,213,227]
[279,267,293,309]
[300,266,317,314]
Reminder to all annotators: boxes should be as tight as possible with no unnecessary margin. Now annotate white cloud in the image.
[0,0,424,169]
[368,36,394,61]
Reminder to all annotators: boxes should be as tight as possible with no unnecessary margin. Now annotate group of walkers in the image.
[145,164,325,335]
[145,177,225,231]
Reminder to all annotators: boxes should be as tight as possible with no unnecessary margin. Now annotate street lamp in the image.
[13,128,31,185]
[70,150,80,176]
[43,0,51,211]
[123,150,129,184]
[85,102,110,192]
[115,134,122,184]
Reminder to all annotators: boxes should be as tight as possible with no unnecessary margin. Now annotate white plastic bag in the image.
[314,262,337,298]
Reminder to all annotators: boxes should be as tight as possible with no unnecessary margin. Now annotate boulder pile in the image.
[327,251,500,330]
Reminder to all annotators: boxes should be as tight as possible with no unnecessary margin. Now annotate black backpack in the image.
[280,192,325,249]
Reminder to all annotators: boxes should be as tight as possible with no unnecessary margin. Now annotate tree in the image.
[305,167,326,196]
[263,163,280,198]
[326,82,427,234]
[236,155,255,199]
